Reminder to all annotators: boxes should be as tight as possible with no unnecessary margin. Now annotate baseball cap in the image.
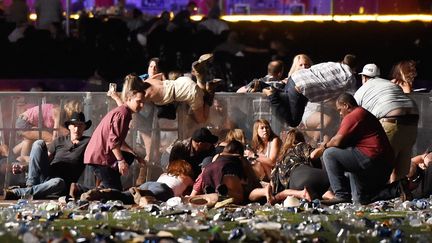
[192,127,218,144]
[359,63,380,78]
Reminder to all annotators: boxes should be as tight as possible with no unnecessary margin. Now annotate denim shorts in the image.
[15,115,33,135]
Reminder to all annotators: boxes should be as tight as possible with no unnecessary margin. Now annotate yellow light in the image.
[359,6,365,14]
[88,12,94,18]
[191,15,203,21]
[70,14,80,20]
[376,14,432,22]
[187,14,432,23]
[332,14,377,22]
[29,13,37,21]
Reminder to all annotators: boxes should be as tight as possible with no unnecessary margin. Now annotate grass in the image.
[1,202,432,242]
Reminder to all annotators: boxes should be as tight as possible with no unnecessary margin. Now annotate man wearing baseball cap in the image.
[355,63,419,183]
[164,127,218,178]
[358,63,380,78]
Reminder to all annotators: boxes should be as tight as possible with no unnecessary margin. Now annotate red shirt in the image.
[84,105,132,167]
[338,107,393,161]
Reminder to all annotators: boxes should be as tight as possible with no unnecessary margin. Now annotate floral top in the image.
[270,142,314,195]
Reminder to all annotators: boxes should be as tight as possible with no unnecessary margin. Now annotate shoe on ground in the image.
[320,197,352,206]
[80,188,105,201]
[3,188,19,200]
[69,183,83,199]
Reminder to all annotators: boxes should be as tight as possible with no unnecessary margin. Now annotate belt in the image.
[380,114,419,125]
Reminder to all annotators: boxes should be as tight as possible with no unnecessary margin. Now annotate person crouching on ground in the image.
[83,80,147,192]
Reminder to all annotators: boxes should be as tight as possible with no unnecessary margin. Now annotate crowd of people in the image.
[0,1,431,207]
[2,50,431,209]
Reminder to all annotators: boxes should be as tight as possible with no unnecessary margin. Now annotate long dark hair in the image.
[277,129,305,161]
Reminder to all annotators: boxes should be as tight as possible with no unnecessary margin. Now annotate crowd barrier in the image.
[0,92,431,193]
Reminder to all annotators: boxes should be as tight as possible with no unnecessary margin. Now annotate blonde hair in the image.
[63,100,82,119]
[224,129,246,145]
[121,74,149,101]
[251,119,277,152]
[288,54,313,78]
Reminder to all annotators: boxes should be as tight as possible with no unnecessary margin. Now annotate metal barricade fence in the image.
[0,92,430,192]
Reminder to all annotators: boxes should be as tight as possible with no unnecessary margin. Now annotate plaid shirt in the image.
[291,62,357,102]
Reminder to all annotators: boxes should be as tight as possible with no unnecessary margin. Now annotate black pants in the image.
[90,151,135,190]
[289,164,330,200]
[413,166,432,199]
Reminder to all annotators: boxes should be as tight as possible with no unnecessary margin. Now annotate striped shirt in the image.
[354,78,418,119]
[291,62,356,102]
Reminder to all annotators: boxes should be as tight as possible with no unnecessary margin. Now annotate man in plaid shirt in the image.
[266,55,357,127]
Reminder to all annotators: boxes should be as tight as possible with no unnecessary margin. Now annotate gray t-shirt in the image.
[354,78,418,119]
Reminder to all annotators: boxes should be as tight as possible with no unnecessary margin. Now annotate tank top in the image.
[157,173,188,197]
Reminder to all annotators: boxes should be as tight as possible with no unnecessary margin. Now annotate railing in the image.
[0,92,431,191]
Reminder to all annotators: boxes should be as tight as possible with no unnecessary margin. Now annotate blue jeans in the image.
[14,178,65,199]
[270,78,308,127]
[138,181,174,202]
[26,140,50,186]
[15,140,66,198]
[323,147,392,204]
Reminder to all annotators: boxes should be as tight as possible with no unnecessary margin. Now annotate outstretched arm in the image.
[267,90,299,127]
[107,91,124,106]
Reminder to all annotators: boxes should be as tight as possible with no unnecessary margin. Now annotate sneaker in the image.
[3,189,19,200]
[198,53,213,63]
[321,197,352,206]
